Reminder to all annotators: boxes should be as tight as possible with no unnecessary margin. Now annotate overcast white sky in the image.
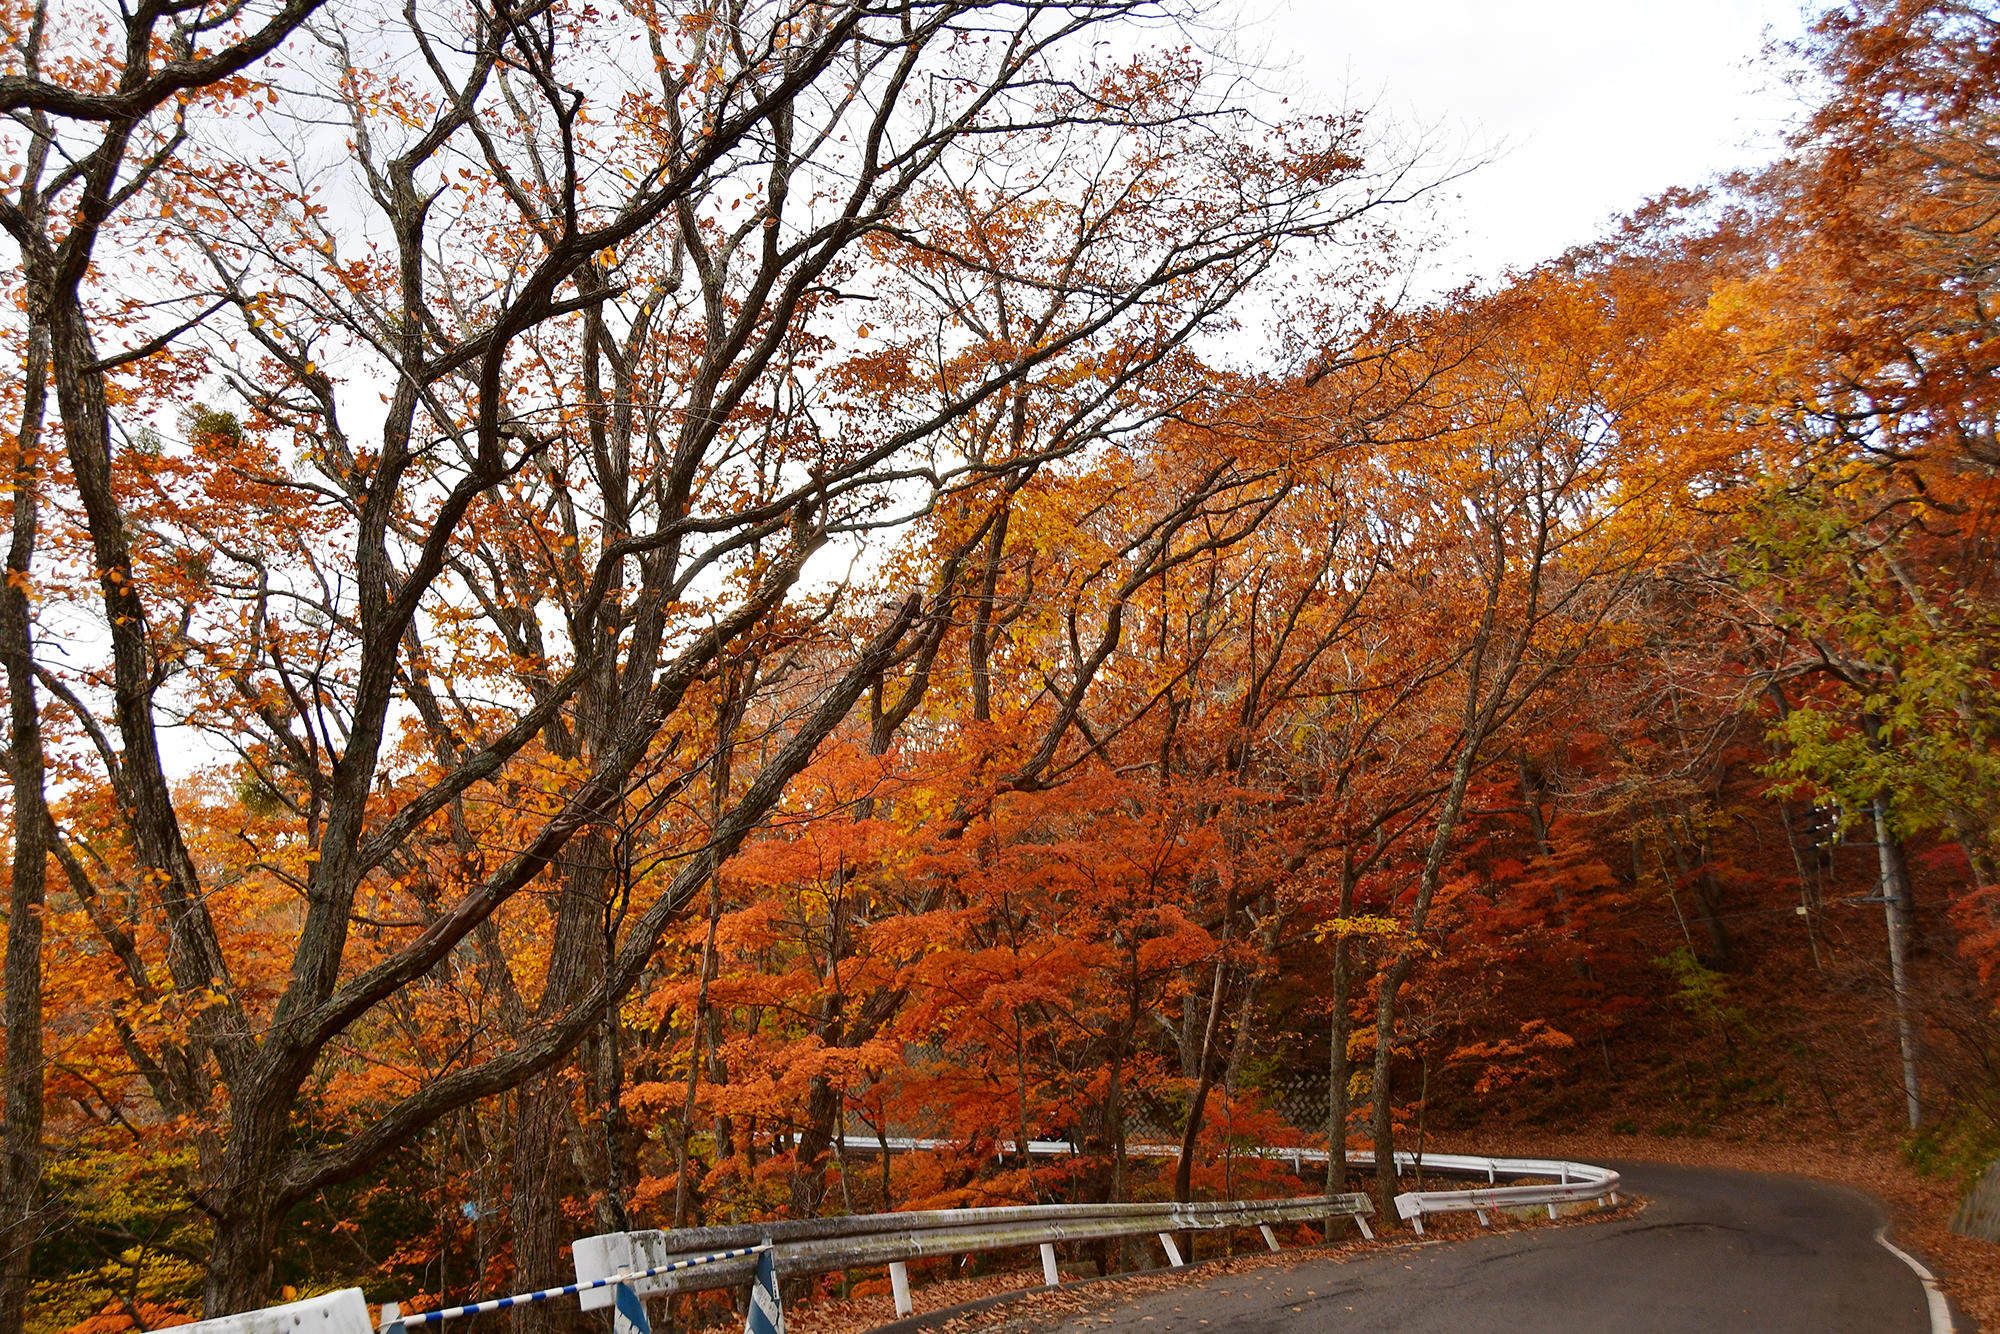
[1232,0,1815,281]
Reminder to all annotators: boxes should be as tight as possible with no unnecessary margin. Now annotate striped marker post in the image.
[611,1282,650,1334]
[379,1244,769,1334]
[744,1249,783,1334]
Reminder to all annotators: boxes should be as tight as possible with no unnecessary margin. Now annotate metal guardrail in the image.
[1381,1153,1621,1235]
[380,1245,770,1331]
[147,1145,1622,1333]
[159,1287,377,1334]
[835,1137,1621,1233]
[838,1135,1317,1164]
[853,1141,1621,1233]
[572,1192,1376,1318]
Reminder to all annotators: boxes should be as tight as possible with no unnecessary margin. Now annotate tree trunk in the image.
[789,1075,844,1219]
[673,867,727,1229]
[968,505,1009,724]
[1324,932,1350,1236]
[1873,791,1922,1130]
[511,1069,587,1334]
[1653,804,1731,968]
[1173,903,1233,1258]
[1224,901,1278,1098]
[1370,956,1414,1223]
[0,316,51,1334]
[1322,850,1363,1236]
[1367,676,1490,1226]
[512,829,616,1334]
[1107,1042,1126,1203]
[1175,1057,1220,1206]
[202,1100,295,1315]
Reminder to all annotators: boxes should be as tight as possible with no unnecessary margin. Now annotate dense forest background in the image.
[1,0,1996,1330]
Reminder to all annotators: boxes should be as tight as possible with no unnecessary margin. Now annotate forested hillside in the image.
[1,1,1995,1330]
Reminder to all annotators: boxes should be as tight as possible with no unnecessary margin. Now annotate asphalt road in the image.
[1022,1162,1946,1333]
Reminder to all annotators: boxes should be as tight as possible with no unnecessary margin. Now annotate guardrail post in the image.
[888,1261,912,1317]
[1546,1203,1558,1221]
[750,1249,784,1334]
[1039,1243,1059,1288]
[1474,1209,1489,1228]
[1157,1234,1184,1268]
[1353,1215,1373,1240]
[612,1283,651,1334]
[1258,1224,1280,1253]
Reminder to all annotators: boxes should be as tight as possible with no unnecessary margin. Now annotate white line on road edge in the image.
[1875,1226,1955,1334]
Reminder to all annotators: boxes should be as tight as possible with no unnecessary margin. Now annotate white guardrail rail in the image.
[150,1147,1619,1334]
[832,1138,1621,1236]
[1376,1152,1621,1235]
[572,1190,1375,1320]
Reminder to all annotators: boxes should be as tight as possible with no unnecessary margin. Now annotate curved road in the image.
[1015,1163,1949,1333]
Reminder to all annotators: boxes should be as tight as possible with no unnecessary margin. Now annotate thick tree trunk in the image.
[512,1070,588,1333]
[789,1075,844,1219]
[578,1009,633,1236]
[512,829,616,1334]
[202,1101,295,1315]
[0,317,51,1334]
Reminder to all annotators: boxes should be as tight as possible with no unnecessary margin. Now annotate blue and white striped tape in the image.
[380,1244,769,1333]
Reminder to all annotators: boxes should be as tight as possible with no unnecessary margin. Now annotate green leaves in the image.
[1739,471,2000,864]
